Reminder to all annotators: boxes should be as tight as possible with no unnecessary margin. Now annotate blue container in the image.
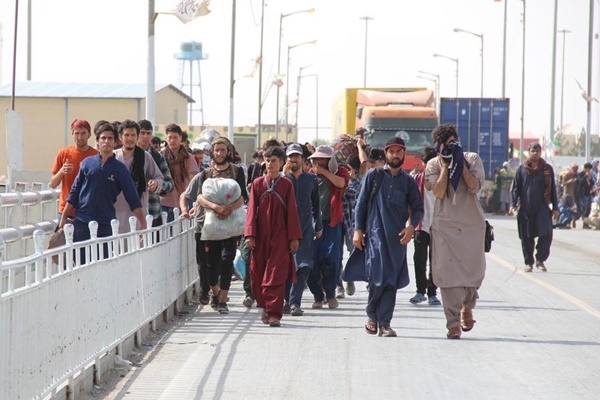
[439,98,510,179]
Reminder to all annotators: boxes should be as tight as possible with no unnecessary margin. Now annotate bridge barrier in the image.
[0,187,60,260]
[0,211,198,399]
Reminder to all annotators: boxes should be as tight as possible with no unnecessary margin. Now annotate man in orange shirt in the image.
[49,119,98,220]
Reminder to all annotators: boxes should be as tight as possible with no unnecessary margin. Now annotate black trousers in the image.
[194,232,209,296]
[520,233,552,266]
[205,236,238,291]
[412,230,437,297]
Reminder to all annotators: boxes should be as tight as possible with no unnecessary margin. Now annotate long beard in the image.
[388,156,405,169]
[215,158,228,166]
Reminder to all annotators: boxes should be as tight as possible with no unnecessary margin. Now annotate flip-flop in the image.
[365,319,378,335]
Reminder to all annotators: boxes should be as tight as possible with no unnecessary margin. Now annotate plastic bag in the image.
[233,249,246,280]
[201,178,246,240]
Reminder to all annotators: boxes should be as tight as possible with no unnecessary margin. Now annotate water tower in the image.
[174,41,208,126]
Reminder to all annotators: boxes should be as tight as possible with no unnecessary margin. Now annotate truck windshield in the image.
[367,129,433,155]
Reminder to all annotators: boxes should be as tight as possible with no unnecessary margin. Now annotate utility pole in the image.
[359,16,373,88]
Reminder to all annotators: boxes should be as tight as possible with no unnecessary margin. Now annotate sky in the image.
[0,0,599,144]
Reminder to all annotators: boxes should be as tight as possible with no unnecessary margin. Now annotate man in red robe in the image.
[245,146,302,327]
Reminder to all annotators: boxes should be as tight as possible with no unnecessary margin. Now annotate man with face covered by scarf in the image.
[425,124,486,339]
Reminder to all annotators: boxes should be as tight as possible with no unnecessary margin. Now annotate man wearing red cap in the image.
[50,119,98,221]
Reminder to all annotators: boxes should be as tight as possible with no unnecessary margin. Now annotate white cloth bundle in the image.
[201,178,246,240]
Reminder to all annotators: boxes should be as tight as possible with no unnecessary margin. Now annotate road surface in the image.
[94,215,600,400]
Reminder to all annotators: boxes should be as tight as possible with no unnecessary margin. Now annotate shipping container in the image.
[439,98,510,179]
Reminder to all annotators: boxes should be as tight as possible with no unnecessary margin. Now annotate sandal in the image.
[446,326,461,339]
[461,308,476,332]
[261,311,269,325]
[365,319,378,335]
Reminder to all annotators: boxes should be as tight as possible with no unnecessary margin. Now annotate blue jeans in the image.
[160,206,175,223]
[308,222,342,300]
[287,266,311,307]
[73,219,112,263]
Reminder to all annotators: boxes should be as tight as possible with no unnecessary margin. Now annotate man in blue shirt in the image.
[283,143,323,316]
[60,123,147,246]
[346,137,424,337]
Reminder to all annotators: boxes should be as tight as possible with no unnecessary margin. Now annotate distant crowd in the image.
[51,119,583,339]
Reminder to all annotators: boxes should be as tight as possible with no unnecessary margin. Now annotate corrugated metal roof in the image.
[0,82,194,102]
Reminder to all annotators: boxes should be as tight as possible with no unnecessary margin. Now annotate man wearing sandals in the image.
[347,137,423,337]
[425,124,486,339]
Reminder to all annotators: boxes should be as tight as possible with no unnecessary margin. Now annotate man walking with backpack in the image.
[346,137,423,337]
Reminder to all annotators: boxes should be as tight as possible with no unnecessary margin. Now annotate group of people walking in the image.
[50,117,575,340]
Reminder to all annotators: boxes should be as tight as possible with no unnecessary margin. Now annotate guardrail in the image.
[0,187,60,259]
[0,211,198,400]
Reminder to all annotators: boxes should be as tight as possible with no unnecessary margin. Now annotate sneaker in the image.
[409,293,426,304]
[290,305,304,316]
[428,295,442,306]
[283,302,291,314]
[378,325,397,337]
[524,264,533,272]
[327,297,339,309]
[346,281,356,296]
[211,294,219,310]
[199,293,210,305]
[336,286,345,299]
[242,295,254,308]
[217,303,229,314]
[312,300,324,309]
[535,261,547,272]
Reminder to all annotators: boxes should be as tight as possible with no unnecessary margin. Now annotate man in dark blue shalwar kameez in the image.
[345,137,423,337]
[510,142,559,272]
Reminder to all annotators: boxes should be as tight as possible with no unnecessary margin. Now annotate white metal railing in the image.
[0,187,60,259]
[0,211,197,400]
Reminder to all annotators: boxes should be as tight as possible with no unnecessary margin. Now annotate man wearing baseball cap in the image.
[346,136,423,337]
[282,143,323,316]
[306,145,349,309]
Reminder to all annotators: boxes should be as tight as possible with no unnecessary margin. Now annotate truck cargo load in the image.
[331,88,438,171]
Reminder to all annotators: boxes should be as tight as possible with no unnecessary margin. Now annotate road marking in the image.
[488,252,600,320]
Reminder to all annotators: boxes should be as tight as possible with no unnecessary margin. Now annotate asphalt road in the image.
[95,215,600,400]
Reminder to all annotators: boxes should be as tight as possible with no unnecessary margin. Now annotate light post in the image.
[453,28,484,98]
[520,0,526,162]
[285,40,316,139]
[433,53,459,97]
[297,72,319,142]
[559,29,571,137]
[294,64,312,128]
[275,8,315,135]
[417,70,440,116]
[359,16,374,87]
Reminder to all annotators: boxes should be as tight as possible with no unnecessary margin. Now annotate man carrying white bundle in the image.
[180,137,247,314]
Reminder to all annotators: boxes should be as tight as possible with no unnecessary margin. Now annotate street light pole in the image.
[228,0,236,142]
[295,65,312,128]
[520,0,526,163]
[285,40,317,141]
[275,8,315,136]
[559,29,571,137]
[360,16,373,88]
[257,0,265,144]
[502,0,507,98]
[433,53,459,97]
[417,70,440,116]
[453,28,483,98]
[585,0,595,161]
[549,0,558,140]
